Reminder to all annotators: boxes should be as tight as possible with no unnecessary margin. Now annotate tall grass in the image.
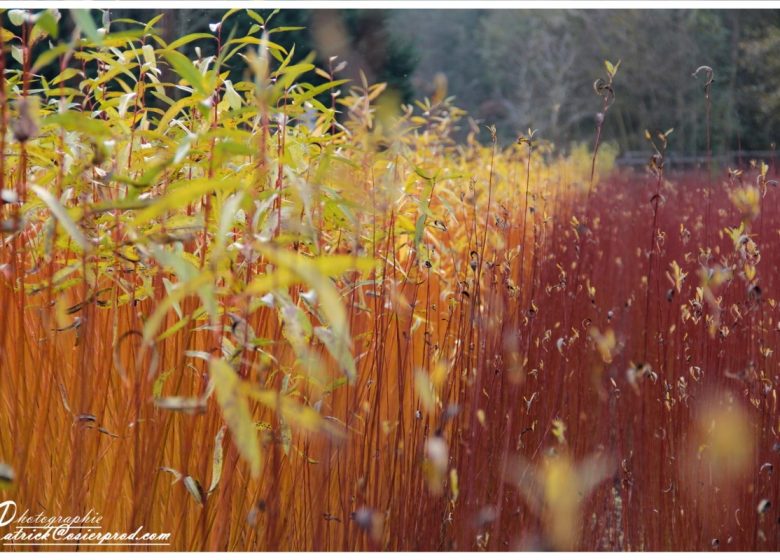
[0,9,777,552]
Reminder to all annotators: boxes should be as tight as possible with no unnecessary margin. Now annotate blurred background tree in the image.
[391,9,773,155]
[7,8,779,156]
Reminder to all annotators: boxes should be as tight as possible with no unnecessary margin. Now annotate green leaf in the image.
[213,191,245,261]
[51,68,81,85]
[72,10,102,45]
[414,214,427,249]
[31,185,92,252]
[209,358,262,478]
[413,166,434,180]
[151,369,173,399]
[222,79,242,111]
[8,10,25,27]
[166,33,215,52]
[35,10,59,39]
[268,26,305,34]
[43,111,112,138]
[144,13,164,35]
[225,35,287,54]
[291,79,350,107]
[163,50,208,96]
[246,9,265,26]
[222,9,241,23]
[141,44,157,70]
[11,46,23,66]
[32,44,71,73]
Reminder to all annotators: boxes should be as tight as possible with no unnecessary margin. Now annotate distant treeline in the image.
[5,9,779,155]
[392,10,780,156]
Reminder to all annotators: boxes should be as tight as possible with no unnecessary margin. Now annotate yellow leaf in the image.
[31,185,92,252]
[142,273,213,342]
[551,418,567,445]
[449,468,459,503]
[254,248,375,382]
[209,358,261,478]
[246,386,341,438]
[414,368,436,413]
[430,361,448,390]
[589,327,616,364]
[132,178,232,226]
[54,296,71,330]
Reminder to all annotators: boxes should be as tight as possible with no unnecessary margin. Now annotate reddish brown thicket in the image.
[1,166,778,551]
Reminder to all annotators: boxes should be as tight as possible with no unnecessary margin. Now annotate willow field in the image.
[0,8,778,552]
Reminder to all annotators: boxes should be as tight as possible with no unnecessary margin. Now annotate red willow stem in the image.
[643,163,665,360]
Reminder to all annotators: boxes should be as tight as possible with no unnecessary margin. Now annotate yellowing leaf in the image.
[589,327,616,364]
[132,178,232,225]
[72,9,102,45]
[252,248,375,382]
[151,370,173,399]
[666,260,686,292]
[44,111,113,138]
[222,79,242,111]
[414,368,436,413]
[212,192,245,262]
[209,358,261,478]
[167,32,215,52]
[551,418,567,445]
[142,272,214,343]
[31,185,92,252]
[163,50,209,96]
[279,415,292,456]
[54,296,71,330]
[430,361,448,390]
[314,325,356,382]
[449,468,459,503]
[208,426,226,494]
[246,386,340,437]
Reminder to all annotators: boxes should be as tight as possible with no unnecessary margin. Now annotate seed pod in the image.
[12,97,39,143]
